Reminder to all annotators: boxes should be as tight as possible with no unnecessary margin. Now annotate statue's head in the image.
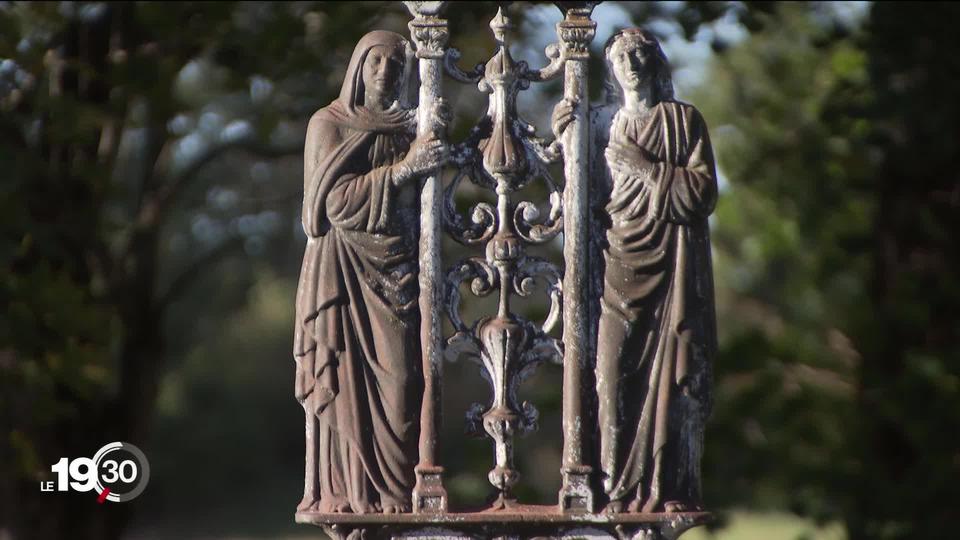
[603,28,674,104]
[340,30,412,110]
[361,43,406,105]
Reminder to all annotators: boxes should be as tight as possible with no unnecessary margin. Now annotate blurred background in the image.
[1,1,958,539]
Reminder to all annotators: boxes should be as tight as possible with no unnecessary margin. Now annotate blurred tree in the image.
[693,1,871,522]
[0,2,388,539]
[850,4,960,539]
[694,2,960,539]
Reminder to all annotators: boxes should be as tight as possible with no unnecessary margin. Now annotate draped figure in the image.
[555,28,718,514]
[294,30,447,515]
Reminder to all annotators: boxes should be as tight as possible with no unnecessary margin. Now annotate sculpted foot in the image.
[350,501,380,514]
[298,495,319,512]
[641,496,660,513]
[603,500,625,514]
[382,503,409,514]
[318,497,350,513]
[664,500,699,513]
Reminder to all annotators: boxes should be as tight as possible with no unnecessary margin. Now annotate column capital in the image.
[556,2,598,59]
[405,1,449,59]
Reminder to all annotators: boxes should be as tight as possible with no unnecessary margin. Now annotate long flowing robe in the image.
[595,100,718,511]
[293,30,421,513]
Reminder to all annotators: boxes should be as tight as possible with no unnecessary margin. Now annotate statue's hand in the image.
[605,141,657,177]
[429,98,453,135]
[551,97,578,140]
[395,135,449,184]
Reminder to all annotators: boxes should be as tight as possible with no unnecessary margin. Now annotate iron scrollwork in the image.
[441,6,565,509]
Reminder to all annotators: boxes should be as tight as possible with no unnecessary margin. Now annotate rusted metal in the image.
[295,2,718,538]
[441,5,566,510]
[298,506,711,540]
[556,1,599,515]
[406,0,451,515]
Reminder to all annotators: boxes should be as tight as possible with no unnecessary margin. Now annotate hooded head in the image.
[338,30,415,113]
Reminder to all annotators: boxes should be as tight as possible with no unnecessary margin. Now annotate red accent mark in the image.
[97,488,110,504]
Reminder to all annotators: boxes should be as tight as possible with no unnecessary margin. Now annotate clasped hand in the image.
[430,98,453,135]
[551,98,578,140]
[395,135,449,184]
[605,140,658,178]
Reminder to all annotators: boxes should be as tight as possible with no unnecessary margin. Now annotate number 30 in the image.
[101,460,138,483]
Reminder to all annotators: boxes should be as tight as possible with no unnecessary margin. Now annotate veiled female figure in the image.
[557,29,718,514]
[294,30,447,514]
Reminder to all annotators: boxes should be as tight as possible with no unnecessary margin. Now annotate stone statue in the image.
[555,28,718,514]
[294,29,448,515]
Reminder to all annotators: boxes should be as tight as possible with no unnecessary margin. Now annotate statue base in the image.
[412,464,448,513]
[559,464,594,513]
[296,505,712,539]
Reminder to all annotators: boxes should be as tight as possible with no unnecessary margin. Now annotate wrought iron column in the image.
[406,0,449,514]
[557,1,597,514]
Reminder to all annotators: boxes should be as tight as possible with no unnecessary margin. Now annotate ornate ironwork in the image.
[295,2,720,538]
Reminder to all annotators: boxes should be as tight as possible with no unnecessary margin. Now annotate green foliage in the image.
[847,5,960,539]
[693,2,873,519]
[0,2,393,538]
[694,3,960,539]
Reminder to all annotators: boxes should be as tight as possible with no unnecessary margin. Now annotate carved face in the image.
[609,38,654,93]
[361,45,405,103]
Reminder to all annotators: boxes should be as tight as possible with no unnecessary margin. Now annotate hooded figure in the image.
[590,29,718,513]
[294,30,438,515]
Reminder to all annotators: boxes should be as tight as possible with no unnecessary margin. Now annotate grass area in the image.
[683,511,847,540]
